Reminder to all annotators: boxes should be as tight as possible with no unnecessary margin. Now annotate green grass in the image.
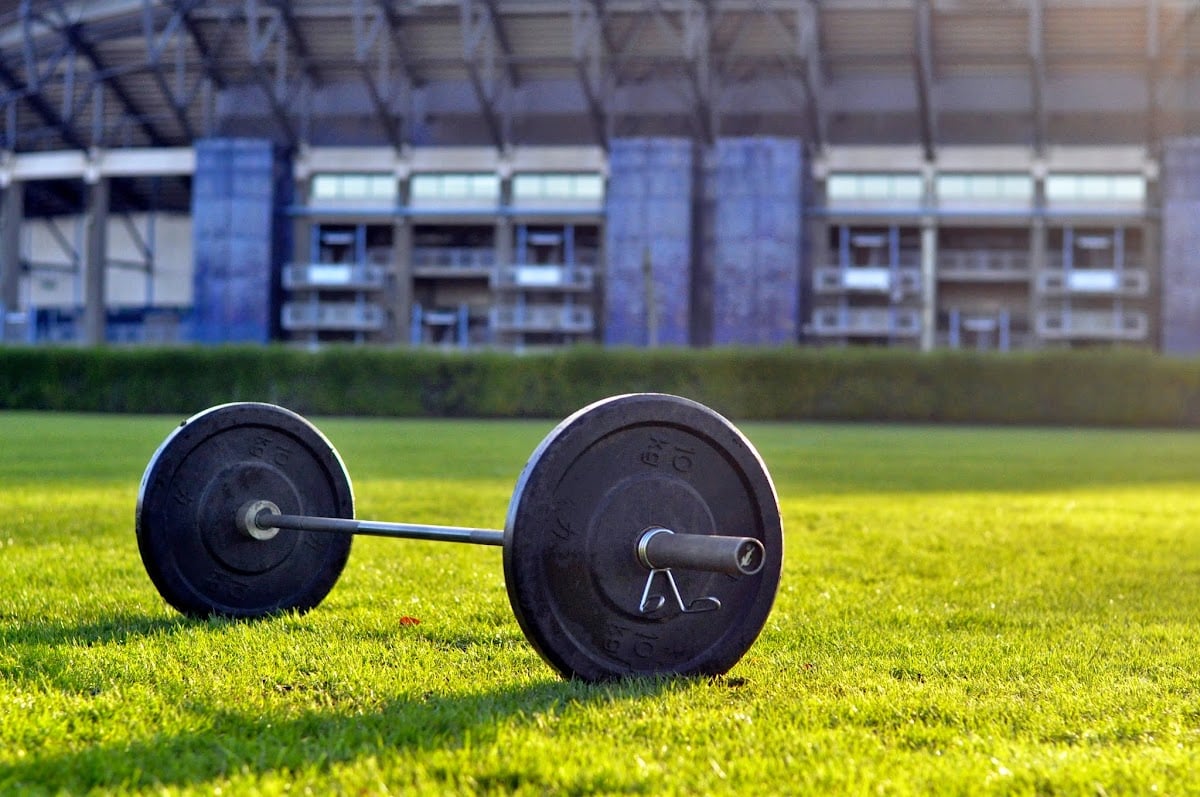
[2,410,1200,795]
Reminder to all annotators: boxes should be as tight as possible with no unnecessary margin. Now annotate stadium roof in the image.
[1,0,1196,159]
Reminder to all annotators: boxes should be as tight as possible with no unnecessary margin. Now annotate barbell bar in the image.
[237,500,765,578]
[136,393,784,681]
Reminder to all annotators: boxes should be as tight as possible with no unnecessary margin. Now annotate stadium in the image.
[7,4,1200,793]
[0,0,1197,352]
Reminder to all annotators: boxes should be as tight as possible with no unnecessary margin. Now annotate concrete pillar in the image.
[1142,178,1160,350]
[593,205,608,344]
[801,166,827,344]
[83,177,109,345]
[495,174,514,346]
[0,181,23,340]
[393,175,413,345]
[290,176,313,346]
[920,220,937,351]
[1029,218,1047,349]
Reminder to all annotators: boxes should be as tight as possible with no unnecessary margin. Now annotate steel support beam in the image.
[647,0,715,144]
[0,57,87,151]
[42,217,80,268]
[376,0,422,87]
[589,0,619,56]
[142,0,199,139]
[609,9,656,81]
[913,0,937,162]
[1029,0,1047,155]
[173,0,230,92]
[683,1,716,144]
[461,0,508,150]
[62,24,170,148]
[799,1,827,151]
[1146,0,1161,150]
[268,0,322,87]
[713,9,752,80]
[18,2,79,99]
[570,0,611,149]
[353,0,405,151]
[743,0,824,148]
[480,0,521,88]
[244,0,299,145]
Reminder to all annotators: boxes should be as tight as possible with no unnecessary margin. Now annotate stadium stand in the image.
[0,1,1195,351]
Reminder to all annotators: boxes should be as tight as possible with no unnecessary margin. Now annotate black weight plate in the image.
[136,403,355,618]
[503,393,783,681]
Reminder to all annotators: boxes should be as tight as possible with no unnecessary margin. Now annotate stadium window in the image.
[1045,174,1145,202]
[410,173,500,200]
[311,175,339,200]
[575,174,604,199]
[441,174,469,197]
[513,173,606,202]
[471,174,500,197]
[1000,175,1033,199]
[891,176,923,201]
[1111,176,1145,201]
[544,175,572,197]
[937,175,968,199]
[342,174,368,198]
[309,173,397,202]
[826,173,923,202]
[369,174,394,199]
[1044,175,1074,200]
[936,173,1033,200]
[825,174,858,199]
[860,175,890,199]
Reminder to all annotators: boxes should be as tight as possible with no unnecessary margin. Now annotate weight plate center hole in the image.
[238,499,282,541]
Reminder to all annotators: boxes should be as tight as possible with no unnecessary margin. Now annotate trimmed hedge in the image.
[2,345,1200,426]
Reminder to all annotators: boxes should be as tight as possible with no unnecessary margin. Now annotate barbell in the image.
[136,393,783,682]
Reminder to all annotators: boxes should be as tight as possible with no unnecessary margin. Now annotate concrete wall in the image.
[21,214,192,309]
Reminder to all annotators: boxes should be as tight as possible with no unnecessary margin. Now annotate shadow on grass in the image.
[0,673,678,792]
[0,612,192,648]
[0,611,700,791]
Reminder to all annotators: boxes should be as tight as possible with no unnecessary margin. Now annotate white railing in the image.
[493,264,594,290]
[283,263,387,290]
[937,249,1030,278]
[1045,254,1144,270]
[1037,268,1148,296]
[282,302,386,331]
[411,247,495,272]
[809,307,922,337]
[1035,309,1148,340]
[813,267,921,295]
[492,304,594,333]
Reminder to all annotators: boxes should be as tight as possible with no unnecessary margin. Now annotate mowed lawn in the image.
[1,408,1199,795]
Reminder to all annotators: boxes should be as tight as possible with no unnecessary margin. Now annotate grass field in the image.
[2,408,1199,795]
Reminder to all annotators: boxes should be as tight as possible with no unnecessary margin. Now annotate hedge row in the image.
[2,346,1200,426]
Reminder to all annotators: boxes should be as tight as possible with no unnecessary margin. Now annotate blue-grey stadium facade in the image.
[1,0,1199,352]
